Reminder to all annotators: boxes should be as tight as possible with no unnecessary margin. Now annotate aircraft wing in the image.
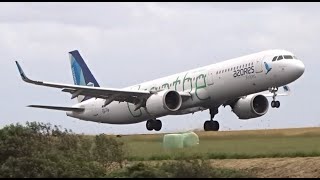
[15,61,191,106]
[261,86,291,97]
[223,85,291,108]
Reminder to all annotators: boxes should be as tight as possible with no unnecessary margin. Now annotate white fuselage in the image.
[67,49,305,124]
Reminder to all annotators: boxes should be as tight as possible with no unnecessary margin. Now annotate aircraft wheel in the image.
[146,120,153,131]
[204,121,211,131]
[212,121,219,131]
[204,120,219,131]
[154,120,162,131]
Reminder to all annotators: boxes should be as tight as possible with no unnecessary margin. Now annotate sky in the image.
[1,2,319,135]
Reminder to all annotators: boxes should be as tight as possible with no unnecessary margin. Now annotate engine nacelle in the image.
[146,90,182,117]
[232,94,269,119]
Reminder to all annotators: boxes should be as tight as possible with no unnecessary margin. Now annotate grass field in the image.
[116,127,320,161]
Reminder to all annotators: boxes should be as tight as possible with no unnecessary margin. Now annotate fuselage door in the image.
[255,58,263,73]
[207,68,215,86]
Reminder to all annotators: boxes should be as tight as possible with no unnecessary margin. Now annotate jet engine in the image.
[232,94,269,119]
[146,90,182,117]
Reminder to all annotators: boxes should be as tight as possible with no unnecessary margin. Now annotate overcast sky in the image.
[1,2,319,134]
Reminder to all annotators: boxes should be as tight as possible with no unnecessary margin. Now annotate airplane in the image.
[15,49,305,131]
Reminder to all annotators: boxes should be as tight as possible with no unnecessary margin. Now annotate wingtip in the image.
[283,85,290,92]
[68,50,79,54]
[15,61,20,68]
[15,61,31,82]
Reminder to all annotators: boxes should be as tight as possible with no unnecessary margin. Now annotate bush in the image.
[0,122,125,178]
[107,162,165,178]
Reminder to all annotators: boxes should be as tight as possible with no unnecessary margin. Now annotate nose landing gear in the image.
[269,87,280,108]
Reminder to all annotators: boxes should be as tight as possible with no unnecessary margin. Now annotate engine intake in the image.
[146,90,182,117]
[232,94,269,119]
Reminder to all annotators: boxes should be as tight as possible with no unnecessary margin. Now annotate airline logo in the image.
[264,62,272,74]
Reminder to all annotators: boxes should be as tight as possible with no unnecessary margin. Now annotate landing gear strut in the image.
[146,119,162,131]
[269,87,280,108]
[204,108,219,131]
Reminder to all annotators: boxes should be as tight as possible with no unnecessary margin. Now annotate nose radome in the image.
[295,60,305,77]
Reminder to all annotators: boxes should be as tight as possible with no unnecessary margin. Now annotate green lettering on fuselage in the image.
[127,71,212,118]
[195,74,210,100]
[173,76,181,91]
[183,72,193,93]
[162,83,170,89]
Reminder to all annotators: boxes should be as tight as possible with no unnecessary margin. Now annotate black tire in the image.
[204,120,219,131]
[271,101,275,108]
[154,120,162,131]
[146,120,153,131]
[276,101,280,108]
[204,121,211,131]
[211,121,219,131]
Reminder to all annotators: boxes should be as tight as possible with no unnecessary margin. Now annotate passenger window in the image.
[284,55,293,59]
[272,56,277,61]
[277,56,283,60]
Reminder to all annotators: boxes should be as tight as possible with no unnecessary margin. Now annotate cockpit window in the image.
[284,55,293,59]
[277,56,283,60]
[293,56,298,59]
[272,56,277,61]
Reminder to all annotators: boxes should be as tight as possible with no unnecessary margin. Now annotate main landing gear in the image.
[204,108,219,131]
[146,119,162,131]
[269,87,280,108]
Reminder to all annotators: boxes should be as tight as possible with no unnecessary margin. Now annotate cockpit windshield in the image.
[272,55,298,61]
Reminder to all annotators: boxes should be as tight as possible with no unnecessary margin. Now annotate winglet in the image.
[15,61,31,82]
[282,85,291,95]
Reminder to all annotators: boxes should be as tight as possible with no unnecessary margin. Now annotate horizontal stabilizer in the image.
[28,105,84,112]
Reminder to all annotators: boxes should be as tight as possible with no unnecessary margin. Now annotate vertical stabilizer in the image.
[69,50,100,102]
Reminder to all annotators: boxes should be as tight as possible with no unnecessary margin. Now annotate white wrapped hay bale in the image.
[182,132,199,148]
[162,132,199,149]
[162,134,184,149]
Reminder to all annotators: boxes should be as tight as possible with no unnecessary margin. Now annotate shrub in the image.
[0,121,125,178]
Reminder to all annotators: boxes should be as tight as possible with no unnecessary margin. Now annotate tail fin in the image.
[69,50,100,102]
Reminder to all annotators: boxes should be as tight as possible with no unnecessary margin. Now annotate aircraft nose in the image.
[294,60,305,77]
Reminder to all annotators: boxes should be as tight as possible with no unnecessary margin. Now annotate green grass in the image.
[119,127,320,161]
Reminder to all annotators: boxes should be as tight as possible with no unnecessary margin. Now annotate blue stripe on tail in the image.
[69,50,100,102]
